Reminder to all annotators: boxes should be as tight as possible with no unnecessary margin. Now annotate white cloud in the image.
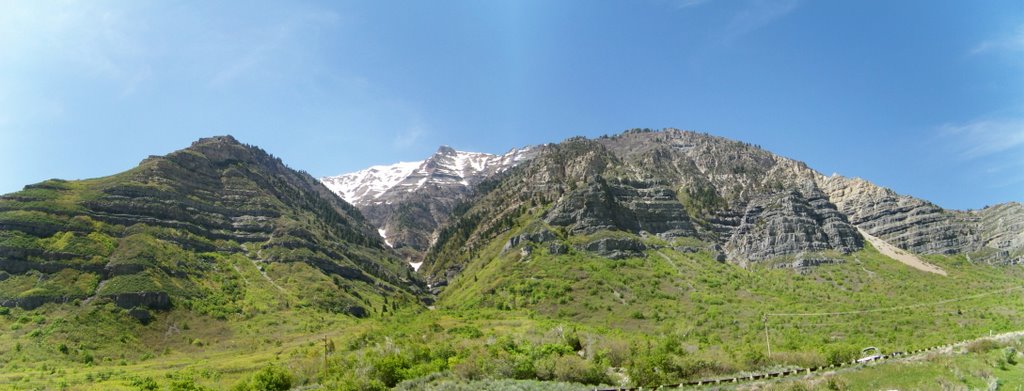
[940,118,1024,160]
[721,0,801,43]
[970,25,1024,55]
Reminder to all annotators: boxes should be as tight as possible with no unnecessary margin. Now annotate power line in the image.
[761,285,1023,361]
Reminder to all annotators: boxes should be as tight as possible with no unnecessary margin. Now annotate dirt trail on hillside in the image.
[858,228,947,276]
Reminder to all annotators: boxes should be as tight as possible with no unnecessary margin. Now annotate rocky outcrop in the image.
[128,308,154,324]
[503,228,559,253]
[577,237,647,260]
[817,175,1023,264]
[725,190,862,263]
[976,202,1024,254]
[106,292,171,310]
[0,295,74,310]
[816,175,971,255]
[544,177,697,238]
[771,257,844,273]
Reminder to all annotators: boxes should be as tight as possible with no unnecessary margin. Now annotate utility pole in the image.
[763,314,772,359]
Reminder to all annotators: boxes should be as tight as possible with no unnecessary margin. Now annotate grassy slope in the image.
[0,243,1021,390]
[749,333,1024,390]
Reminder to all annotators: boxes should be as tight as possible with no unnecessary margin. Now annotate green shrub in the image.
[169,377,211,391]
[370,353,409,387]
[823,344,859,366]
[248,365,292,391]
[552,355,607,384]
[129,376,159,391]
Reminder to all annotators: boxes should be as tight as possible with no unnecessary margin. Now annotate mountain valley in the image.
[1,129,1022,390]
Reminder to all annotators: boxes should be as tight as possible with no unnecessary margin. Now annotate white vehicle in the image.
[855,346,883,363]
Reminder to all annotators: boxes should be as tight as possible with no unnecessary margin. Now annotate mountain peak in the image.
[191,135,240,146]
[435,145,457,155]
[320,145,541,258]
[322,145,538,207]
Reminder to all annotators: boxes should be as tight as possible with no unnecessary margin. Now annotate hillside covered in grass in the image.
[0,135,426,320]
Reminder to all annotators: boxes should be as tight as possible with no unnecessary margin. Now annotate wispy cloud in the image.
[670,0,712,9]
[721,0,801,43]
[940,118,1024,159]
[970,25,1024,55]
[208,11,340,87]
[0,3,152,94]
[393,125,426,149]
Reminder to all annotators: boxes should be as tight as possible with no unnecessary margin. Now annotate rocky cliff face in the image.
[818,175,1023,264]
[322,145,537,263]
[423,130,870,284]
[0,136,425,313]
[423,128,1022,286]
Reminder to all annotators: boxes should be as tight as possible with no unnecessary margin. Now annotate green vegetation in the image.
[1,235,1021,389]
[759,334,1024,390]
[1,135,1021,390]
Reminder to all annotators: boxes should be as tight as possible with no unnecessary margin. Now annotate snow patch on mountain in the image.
[321,145,534,207]
[322,161,420,206]
[378,228,393,248]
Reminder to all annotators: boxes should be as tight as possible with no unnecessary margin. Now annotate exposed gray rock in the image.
[577,237,647,260]
[818,175,1024,264]
[107,292,171,310]
[772,257,844,273]
[0,296,67,310]
[548,243,569,255]
[503,228,558,253]
[345,305,368,318]
[128,308,153,324]
[724,190,862,263]
[544,177,698,238]
[520,245,532,258]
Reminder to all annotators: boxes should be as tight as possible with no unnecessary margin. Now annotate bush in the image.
[169,376,211,391]
[823,344,859,366]
[627,351,670,387]
[553,355,607,384]
[370,353,410,387]
[129,376,159,391]
[234,364,292,391]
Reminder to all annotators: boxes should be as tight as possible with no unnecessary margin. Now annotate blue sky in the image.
[0,1,1021,210]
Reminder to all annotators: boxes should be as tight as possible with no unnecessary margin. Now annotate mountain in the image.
[3,129,1023,391]
[321,145,537,265]
[0,136,425,318]
[422,128,1023,288]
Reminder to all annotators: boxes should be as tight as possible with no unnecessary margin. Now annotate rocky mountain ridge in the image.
[0,136,425,316]
[422,129,1023,286]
